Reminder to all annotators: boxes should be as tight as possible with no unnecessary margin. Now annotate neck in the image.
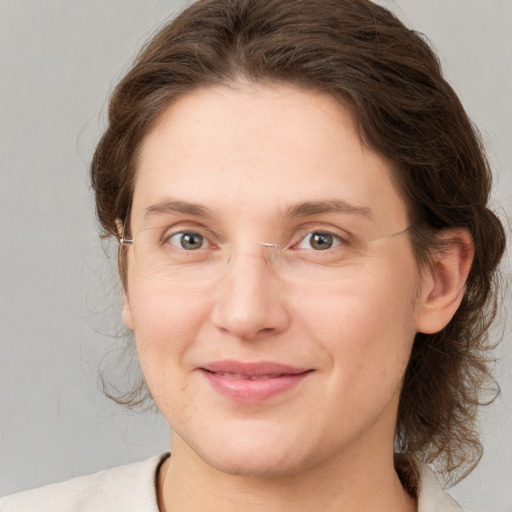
[157,435,416,512]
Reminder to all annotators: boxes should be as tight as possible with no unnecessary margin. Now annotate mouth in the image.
[199,360,313,402]
[206,372,295,380]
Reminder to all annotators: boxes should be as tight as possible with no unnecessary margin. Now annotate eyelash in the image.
[292,231,344,251]
[161,226,349,252]
[165,231,212,251]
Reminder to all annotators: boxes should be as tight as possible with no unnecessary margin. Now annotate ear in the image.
[122,290,135,330]
[115,218,124,238]
[416,229,474,334]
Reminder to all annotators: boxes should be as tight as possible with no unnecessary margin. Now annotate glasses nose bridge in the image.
[224,238,280,272]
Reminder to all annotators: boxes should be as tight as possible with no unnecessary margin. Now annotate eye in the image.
[296,231,342,251]
[166,231,208,250]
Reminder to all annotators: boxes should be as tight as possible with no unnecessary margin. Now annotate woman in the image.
[1,0,505,510]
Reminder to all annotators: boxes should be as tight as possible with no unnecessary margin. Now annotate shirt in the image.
[0,453,463,511]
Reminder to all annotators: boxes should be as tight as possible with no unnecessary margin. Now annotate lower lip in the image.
[200,370,311,403]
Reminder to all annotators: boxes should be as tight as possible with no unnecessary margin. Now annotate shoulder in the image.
[416,461,464,512]
[0,453,168,512]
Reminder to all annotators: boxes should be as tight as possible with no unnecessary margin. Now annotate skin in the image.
[122,83,473,511]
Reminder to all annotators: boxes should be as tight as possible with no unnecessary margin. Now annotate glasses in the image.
[119,222,412,284]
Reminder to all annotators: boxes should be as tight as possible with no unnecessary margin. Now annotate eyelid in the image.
[155,221,355,250]
[160,222,220,244]
[165,231,206,249]
[294,232,344,252]
[157,232,217,258]
[286,224,353,249]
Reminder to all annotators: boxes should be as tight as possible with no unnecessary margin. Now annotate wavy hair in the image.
[90,0,506,486]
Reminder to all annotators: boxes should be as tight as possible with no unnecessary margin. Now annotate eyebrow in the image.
[283,200,373,219]
[143,198,373,221]
[144,199,214,219]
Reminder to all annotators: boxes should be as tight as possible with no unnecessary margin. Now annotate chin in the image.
[175,421,311,478]
[201,448,305,479]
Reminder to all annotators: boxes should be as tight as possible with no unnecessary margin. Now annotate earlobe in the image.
[416,229,474,334]
[122,291,135,330]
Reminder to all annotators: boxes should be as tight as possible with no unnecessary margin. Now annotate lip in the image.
[199,360,313,403]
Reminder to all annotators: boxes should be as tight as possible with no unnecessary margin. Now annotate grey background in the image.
[1,1,511,510]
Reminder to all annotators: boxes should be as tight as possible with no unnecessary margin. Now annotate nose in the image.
[210,247,291,341]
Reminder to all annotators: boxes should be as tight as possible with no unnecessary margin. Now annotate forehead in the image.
[133,83,408,229]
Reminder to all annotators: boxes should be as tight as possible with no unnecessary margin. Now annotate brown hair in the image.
[90,0,505,485]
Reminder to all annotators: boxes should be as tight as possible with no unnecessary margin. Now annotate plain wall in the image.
[1,1,511,510]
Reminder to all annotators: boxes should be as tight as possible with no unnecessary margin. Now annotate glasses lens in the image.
[128,224,410,283]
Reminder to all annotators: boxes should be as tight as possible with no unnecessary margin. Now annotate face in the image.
[123,83,425,477]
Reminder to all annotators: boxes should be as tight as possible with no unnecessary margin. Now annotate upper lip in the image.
[200,360,311,378]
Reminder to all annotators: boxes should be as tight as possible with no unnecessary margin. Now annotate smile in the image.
[210,372,294,380]
[199,361,313,403]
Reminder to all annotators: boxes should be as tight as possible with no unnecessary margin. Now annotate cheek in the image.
[295,264,419,393]
[126,279,209,364]
[125,281,214,418]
